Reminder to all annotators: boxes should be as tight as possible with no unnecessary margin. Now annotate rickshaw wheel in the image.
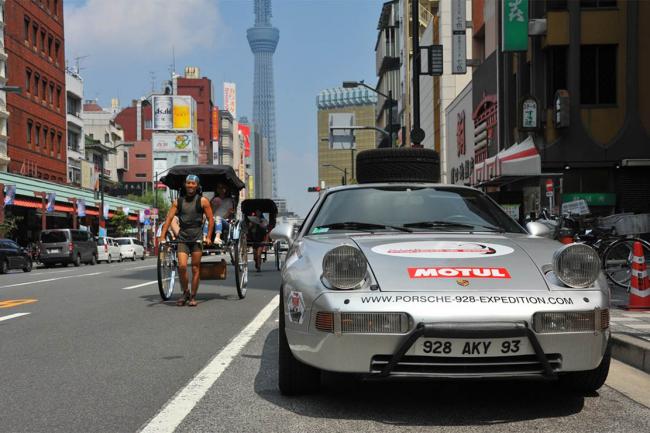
[158,244,178,301]
[275,241,281,271]
[234,230,249,299]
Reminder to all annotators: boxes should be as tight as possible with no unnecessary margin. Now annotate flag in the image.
[3,185,15,206]
[139,210,145,223]
[123,207,129,217]
[46,192,56,213]
[77,199,86,217]
[103,204,109,219]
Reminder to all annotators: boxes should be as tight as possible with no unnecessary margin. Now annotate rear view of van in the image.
[40,229,97,267]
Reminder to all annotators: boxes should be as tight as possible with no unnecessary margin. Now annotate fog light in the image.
[341,312,410,334]
[533,311,596,333]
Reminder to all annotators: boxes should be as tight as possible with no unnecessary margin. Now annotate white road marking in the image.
[139,295,279,433]
[610,317,642,322]
[122,280,158,290]
[0,312,31,322]
[128,264,157,270]
[0,272,104,289]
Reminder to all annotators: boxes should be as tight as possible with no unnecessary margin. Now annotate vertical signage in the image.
[211,106,220,141]
[223,83,237,117]
[153,96,173,130]
[172,97,192,130]
[502,0,529,52]
[451,0,467,74]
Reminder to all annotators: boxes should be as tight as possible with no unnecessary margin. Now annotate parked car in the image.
[114,237,145,261]
[40,229,98,267]
[0,239,33,273]
[96,236,123,263]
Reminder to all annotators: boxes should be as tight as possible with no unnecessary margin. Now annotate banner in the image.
[4,184,15,206]
[46,192,56,213]
[223,82,237,117]
[211,106,220,141]
[77,199,86,217]
[103,204,109,219]
[238,124,251,158]
[139,210,145,223]
[502,0,529,52]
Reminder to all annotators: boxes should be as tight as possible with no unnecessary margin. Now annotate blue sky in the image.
[64,0,384,216]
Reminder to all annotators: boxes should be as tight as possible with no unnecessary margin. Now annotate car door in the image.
[4,241,24,269]
[0,241,15,269]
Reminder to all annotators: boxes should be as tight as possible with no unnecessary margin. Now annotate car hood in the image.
[350,233,554,292]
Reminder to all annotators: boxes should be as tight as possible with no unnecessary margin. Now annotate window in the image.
[580,45,617,105]
[144,119,152,129]
[54,0,59,16]
[35,125,41,146]
[34,74,39,96]
[54,40,60,63]
[40,30,46,52]
[68,130,80,151]
[57,133,62,155]
[49,83,54,104]
[24,16,30,41]
[25,69,31,93]
[56,86,61,109]
[48,35,53,57]
[135,173,147,178]
[135,153,147,159]
[43,127,48,149]
[42,78,47,101]
[180,155,189,163]
[27,120,33,144]
[32,24,38,47]
[50,130,55,152]
[580,0,616,7]
[547,0,567,9]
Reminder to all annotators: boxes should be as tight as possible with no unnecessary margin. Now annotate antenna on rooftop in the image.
[73,55,90,75]
[149,71,156,93]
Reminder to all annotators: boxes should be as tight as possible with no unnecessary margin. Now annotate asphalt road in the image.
[1,257,650,433]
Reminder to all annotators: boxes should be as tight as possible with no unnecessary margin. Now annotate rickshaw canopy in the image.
[160,165,245,192]
[242,199,278,229]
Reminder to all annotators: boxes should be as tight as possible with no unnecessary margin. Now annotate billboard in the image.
[152,95,196,130]
[223,82,237,117]
[153,133,195,152]
[211,106,220,141]
[238,124,251,158]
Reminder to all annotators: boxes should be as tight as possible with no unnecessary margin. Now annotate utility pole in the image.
[411,0,425,147]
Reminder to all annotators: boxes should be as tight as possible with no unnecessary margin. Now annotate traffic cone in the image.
[626,241,650,310]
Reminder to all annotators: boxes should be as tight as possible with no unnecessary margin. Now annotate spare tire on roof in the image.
[356,147,440,184]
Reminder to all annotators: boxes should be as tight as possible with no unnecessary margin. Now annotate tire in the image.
[234,228,249,299]
[23,260,33,273]
[157,244,178,301]
[119,254,123,263]
[356,147,440,184]
[278,289,321,395]
[90,254,97,266]
[73,254,81,267]
[108,254,112,264]
[0,260,8,274]
[560,345,611,393]
[141,251,146,261]
[603,238,650,288]
[132,253,136,262]
[275,242,281,271]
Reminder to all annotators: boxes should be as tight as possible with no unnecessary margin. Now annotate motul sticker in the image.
[408,267,512,279]
[372,241,514,259]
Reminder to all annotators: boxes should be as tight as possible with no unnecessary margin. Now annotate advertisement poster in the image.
[212,106,220,141]
[77,199,86,217]
[238,124,251,158]
[46,192,56,213]
[172,97,192,130]
[223,82,237,117]
[152,95,195,131]
[153,133,194,152]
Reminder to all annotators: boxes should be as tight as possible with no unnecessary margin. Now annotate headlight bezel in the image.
[552,243,601,288]
[321,244,369,290]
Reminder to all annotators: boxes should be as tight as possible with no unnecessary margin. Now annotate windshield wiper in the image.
[403,221,504,232]
[316,221,412,233]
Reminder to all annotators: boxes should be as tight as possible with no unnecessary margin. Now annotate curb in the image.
[611,333,650,374]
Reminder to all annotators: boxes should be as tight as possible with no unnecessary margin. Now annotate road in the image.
[1,258,649,433]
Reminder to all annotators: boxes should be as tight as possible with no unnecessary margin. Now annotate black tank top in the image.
[177,195,204,242]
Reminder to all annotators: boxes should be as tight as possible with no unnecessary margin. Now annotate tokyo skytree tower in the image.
[247,0,279,197]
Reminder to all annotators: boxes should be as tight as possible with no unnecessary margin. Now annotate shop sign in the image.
[562,193,616,206]
[502,0,529,52]
[520,96,539,130]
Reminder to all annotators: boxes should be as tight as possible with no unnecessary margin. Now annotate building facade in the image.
[114,98,153,194]
[176,67,214,165]
[5,0,67,182]
[375,0,401,148]
[317,87,377,187]
[65,68,83,186]
[219,109,234,167]
[0,0,10,172]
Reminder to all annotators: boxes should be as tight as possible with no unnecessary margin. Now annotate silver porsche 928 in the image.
[271,183,610,396]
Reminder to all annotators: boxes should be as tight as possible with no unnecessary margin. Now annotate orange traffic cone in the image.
[627,241,650,310]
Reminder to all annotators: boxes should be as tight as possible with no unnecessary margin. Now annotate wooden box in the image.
[200,259,227,280]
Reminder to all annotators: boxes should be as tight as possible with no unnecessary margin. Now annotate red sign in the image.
[238,124,251,158]
[456,111,466,157]
[211,106,219,141]
[408,267,511,279]
[546,179,553,192]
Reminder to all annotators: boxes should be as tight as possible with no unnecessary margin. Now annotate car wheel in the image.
[23,260,33,273]
[356,147,440,184]
[278,289,321,395]
[73,254,81,267]
[119,254,123,262]
[0,260,8,274]
[132,253,136,262]
[560,345,611,393]
[108,254,112,264]
[90,254,97,266]
[141,251,145,260]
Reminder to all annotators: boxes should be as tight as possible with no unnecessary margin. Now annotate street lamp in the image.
[322,163,347,185]
[343,80,396,148]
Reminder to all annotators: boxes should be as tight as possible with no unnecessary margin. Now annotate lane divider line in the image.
[122,281,158,290]
[138,295,279,433]
[0,272,104,289]
[0,312,31,322]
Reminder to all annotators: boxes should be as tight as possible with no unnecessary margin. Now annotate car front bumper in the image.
[284,290,610,378]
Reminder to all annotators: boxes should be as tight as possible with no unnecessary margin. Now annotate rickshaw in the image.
[240,199,280,270]
[156,165,249,300]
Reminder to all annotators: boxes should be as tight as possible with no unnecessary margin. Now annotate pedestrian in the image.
[158,175,214,307]
[248,210,268,272]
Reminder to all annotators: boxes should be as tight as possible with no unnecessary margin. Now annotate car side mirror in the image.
[526,221,551,237]
[270,223,295,247]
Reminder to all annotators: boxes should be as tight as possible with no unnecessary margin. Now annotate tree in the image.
[109,211,132,237]
[0,215,23,239]
[127,191,170,222]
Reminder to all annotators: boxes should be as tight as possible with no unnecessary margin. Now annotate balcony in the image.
[376,28,400,75]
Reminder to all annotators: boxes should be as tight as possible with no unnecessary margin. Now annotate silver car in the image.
[272,183,610,395]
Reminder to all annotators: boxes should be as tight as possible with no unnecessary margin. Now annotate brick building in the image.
[176,67,214,164]
[114,99,153,194]
[5,0,67,182]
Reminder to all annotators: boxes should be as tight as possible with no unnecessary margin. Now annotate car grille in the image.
[369,354,562,378]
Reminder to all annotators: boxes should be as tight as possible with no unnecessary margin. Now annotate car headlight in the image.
[322,245,367,290]
[552,243,601,288]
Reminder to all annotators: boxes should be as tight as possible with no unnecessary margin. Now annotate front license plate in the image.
[407,338,534,357]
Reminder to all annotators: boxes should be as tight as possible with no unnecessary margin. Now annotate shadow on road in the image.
[139,292,233,307]
[253,329,589,427]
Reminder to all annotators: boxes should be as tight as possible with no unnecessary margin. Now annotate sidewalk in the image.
[610,285,650,373]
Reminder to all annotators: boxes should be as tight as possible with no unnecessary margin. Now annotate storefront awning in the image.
[474,136,541,185]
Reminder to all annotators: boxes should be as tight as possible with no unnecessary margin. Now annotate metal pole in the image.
[0,183,4,225]
[344,168,347,185]
[99,155,105,236]
[411,0,422,147]
[350,148,355,181]
[388,89,394,147]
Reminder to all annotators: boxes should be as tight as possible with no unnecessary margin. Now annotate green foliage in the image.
[127,191,170,221]
[0,215,23,238]
[109,211,132,237]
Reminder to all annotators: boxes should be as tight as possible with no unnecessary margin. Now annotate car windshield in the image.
[307,186,525,234]
[41,231,68,243]
[115,239,130,245]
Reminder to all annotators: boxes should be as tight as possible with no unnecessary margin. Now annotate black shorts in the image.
[177,241,203,255]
